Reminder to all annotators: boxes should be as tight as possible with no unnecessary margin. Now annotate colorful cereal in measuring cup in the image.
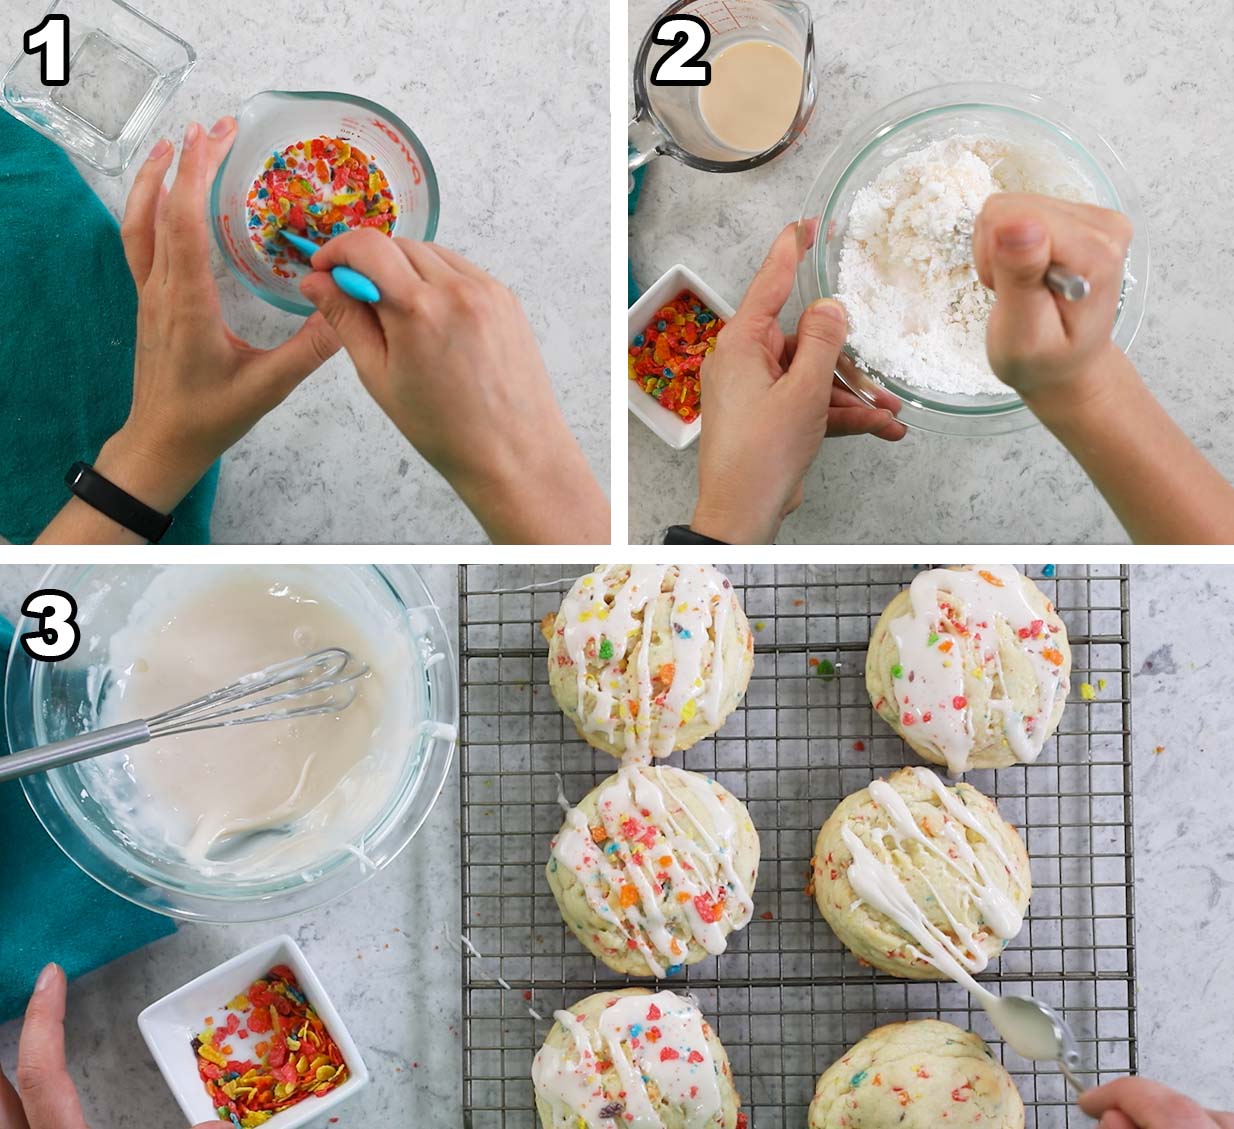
[628,290,725,423]
[245,135,398,279]
[191,964,349,1126]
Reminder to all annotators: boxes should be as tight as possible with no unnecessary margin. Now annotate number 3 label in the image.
[20,590,80,662]
[650,15,711,87]
[23,14,70,87]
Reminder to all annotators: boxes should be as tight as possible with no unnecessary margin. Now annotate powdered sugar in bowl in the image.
[796,83,1149,436]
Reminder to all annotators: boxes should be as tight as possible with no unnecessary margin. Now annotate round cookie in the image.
[544,565,754,760]
[532,988,742,1129]
[808,1020,1024,1129]
[548,765,760,977]
[813,766,1030,980]
[866,565,1070,774]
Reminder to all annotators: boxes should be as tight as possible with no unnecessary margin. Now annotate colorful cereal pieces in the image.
[245,135,398,278]
[629,290,724,423]
[191,964,348,1127]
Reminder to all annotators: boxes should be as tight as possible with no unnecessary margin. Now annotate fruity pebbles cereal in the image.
[192,964,348,1127]
[629,289,725,424]
[246,135,398,279]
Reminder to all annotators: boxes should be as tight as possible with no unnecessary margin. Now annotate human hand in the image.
[1079,1077,1234,1129]
[300,232,609,544]
[973,192,1133,412]
[690,222,905,544]
[112,118,341,514]
[0,963,228,1129]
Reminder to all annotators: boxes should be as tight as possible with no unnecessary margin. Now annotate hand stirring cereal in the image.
[246,136,398,278]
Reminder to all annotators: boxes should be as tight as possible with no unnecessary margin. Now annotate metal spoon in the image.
[1045,265,1091,302]
[984,994,1087,1094]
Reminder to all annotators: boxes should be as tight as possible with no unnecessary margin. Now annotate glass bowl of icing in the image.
[211,90,440,317]
[5,564,456,923]
[796,82,1150,437]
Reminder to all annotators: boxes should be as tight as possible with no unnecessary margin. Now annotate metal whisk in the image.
[0,648,370,785]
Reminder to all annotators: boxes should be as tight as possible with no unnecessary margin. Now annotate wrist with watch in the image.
[663,524,727,545]
[64,461,174,544]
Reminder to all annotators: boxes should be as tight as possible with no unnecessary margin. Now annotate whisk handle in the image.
[0,721,152,784]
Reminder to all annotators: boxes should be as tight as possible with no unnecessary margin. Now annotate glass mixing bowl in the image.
[5,564,456,923]
[211,90,440,317]
[796,82,1150,436]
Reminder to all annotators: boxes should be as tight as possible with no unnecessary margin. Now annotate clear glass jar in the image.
[2,0,195,175]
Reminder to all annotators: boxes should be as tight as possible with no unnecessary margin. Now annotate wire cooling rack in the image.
[457,565,1135,1128]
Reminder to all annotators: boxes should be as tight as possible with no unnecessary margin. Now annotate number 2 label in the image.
[20,590,81,662]
[650,15,711,87]
[23,14,70,87]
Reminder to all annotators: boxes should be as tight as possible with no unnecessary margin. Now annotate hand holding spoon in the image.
[959,226,1090,302]
[279,231,381,304]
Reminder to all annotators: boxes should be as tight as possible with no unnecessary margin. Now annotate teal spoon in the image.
[279,231,381,304]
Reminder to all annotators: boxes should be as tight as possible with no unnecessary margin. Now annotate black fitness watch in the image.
[663,524,728,545]
[65,462,174,544]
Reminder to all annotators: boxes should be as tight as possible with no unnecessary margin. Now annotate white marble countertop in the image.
[7,0,609,544]
[1,563,1231,1125]
[627,0,1234,544]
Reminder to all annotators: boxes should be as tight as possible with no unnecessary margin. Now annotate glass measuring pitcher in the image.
[630,0,816,173]
[210,90,440,316]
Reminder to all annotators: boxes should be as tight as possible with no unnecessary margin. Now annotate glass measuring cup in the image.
[630,0,816,173]
[211,90,440,316]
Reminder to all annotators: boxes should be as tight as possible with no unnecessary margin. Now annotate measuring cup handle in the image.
[628,114,666,173]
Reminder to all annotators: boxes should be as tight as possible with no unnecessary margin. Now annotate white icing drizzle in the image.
[532,992,723,1128]
[556,565,738,760]
[833,771,1082,1061]
[886,565,1069,775]
[839,767,1026,993]
[551,765,754,977]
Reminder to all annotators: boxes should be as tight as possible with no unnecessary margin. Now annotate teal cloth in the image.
[0,111,217,544]
[628,162,647,305]
[0,619,175,1022]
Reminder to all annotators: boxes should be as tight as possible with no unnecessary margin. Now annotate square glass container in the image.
[3,0,195,175]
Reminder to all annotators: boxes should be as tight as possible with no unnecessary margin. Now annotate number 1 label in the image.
[23,13,70,87]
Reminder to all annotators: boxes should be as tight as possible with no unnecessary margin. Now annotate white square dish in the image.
[627,264,735,451]
[138,935,368,1129]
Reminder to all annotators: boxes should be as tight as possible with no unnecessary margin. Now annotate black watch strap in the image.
[65,462,174,544]
[664,524,728,545]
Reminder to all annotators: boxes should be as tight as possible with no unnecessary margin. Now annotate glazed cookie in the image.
[532,988,742,1129]
[548,765,760,977]
[866,565,1070,774]
[808,1020,1024,1129]
[543,565,754,760]
[813,766,1030,980]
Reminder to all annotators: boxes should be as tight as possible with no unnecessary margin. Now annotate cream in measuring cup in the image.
[699,39,804,153]
[630,0,814,173]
